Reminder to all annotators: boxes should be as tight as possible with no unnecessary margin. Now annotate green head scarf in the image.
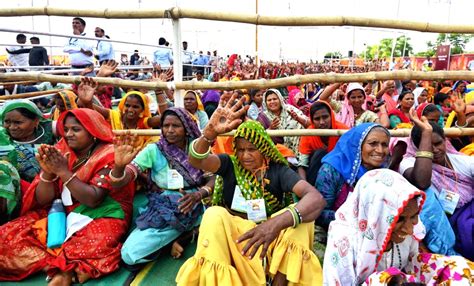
[232,120,287,165]
[0,99,45,124]
[212,120,292,216]
[0,127,17,167]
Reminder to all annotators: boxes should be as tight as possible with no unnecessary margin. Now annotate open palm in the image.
[114,134,140,168]
[206,94,249,136]
[77,77,98,105]
[97,60,118,77]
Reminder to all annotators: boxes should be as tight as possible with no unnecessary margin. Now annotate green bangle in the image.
[287,206,300,228]
[189,139,211,160]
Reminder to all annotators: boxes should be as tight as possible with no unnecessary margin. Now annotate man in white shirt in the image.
[63,17,95,76]
[182,41,193,78]
[94,27,115,65]
[153,37,173,69]
[6,34,30,71]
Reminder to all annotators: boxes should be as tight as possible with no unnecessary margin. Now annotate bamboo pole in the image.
[113,128,474,138]
[1,71,474,91]
[0,80,38,85]
[0,89,66,100]
[1,7,474,33]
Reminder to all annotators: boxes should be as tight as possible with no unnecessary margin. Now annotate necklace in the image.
[72,144,95,171]
[390,243,402,269]
[13,125,45,145]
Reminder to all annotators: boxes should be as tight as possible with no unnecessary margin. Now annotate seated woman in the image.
[0,127,21,224]
[399,114,474,260]
[0,108,134,285]
[184,90,209,129]
[323,169,473,285]
[112,107,215,265]
[388,91,414,129]
[413,87,428,108]
[434,92,451,125]
[50,90,78,121]
[257,88,309,161]
[319,82,390,128]
[176,95,326,285]
[77,77,165,149]
[315,123,390,229]
[1,99,55,182]
[201,89,221,118]
[297,101,349,183]
[246,89,265,120]
[287,88,310,116]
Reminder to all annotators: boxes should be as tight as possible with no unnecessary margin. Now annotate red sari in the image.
[0,109,134,281]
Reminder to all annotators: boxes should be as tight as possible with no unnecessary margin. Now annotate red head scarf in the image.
[299,101,349,154]
[57,108,114,143]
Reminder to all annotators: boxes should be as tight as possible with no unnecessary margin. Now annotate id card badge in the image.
[167,169,184,189]
[246,199,267,223]
[231,185,248,213]
[439,189,460,215]
[61,185,73,206]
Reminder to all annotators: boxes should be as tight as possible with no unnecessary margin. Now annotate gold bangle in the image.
[415,151,433,159]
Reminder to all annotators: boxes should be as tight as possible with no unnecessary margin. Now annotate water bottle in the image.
[47,199,66,249]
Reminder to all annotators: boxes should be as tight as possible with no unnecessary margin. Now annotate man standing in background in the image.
[182,41,193,78]
[6,34,30,71]
[130,50,140,65]
[28,37,49,67]
[153,37,173,69]
[95,27,115,65]
[63,17,95,76]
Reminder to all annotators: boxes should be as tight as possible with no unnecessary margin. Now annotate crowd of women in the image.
[0,60,473,285]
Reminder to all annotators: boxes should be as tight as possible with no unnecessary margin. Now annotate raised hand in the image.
[204,93,249,139]
[36,145,69,175]
[409,108,432,133]
[77,77,98,106]
[452,98,466,114]
[97,60,118,77]
[113,133,140,168]
[36,144,55,175]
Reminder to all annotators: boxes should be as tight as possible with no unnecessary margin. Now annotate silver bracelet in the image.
[455,121,468,128]
[109,169,127,182]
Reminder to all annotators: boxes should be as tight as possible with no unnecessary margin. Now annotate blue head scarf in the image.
[321,123,390,186]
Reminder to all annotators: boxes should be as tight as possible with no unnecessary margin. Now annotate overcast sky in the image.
[1,0,474,61]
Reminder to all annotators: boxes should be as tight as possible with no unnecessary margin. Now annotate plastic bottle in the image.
[47,199,66,249]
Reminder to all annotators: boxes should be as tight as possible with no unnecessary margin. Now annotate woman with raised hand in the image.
[111,107,215,265]
[176,94,326,286]
[257,88,309,160]
[0,108,134,285]
[324,168,473,285]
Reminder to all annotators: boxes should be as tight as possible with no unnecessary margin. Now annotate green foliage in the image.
[361,36,413,60]
[324,51,342,59]
[422,33,472,55]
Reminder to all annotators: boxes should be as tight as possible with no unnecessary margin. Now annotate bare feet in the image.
[171,241,184,259]
[76,271,91,284]
[272,271,288,286]
[48,271,73,286]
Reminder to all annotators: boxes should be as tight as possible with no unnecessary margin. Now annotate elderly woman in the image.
[110,108,215,265]
[184,90,209,129]
[315,123,391,228]
[0,109,135,285]
[413,87,428,108]
[257,88,309,160]
[1,99,55,181]
[400,113,474,260]
[324,169,473,285]
[319,83,390,128]
[176,94,326,285]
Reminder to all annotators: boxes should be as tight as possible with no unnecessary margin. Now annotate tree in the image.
[361,36,413,60]
[324,51,342,59]
[419,33,472,56]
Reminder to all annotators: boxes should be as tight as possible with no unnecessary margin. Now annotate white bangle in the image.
[455,121,468,128]
[109,169,127,182]
[40,172,59,183]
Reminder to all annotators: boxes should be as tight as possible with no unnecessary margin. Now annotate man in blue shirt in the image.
[63,17,95,76]
[153,37,173,69]
[95,27,115,65]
